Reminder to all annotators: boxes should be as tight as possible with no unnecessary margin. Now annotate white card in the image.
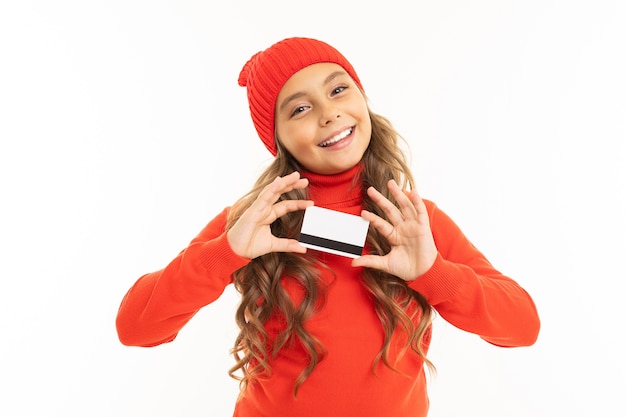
[299,206,370,258]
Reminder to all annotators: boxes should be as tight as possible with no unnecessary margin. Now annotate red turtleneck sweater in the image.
[116,165,540,417]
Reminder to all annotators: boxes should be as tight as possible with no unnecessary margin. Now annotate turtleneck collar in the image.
[300,163,363,214]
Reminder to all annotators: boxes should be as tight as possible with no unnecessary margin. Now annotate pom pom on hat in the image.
[238,37,363,156]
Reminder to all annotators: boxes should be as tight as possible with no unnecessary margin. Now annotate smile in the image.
[318,127,354,147]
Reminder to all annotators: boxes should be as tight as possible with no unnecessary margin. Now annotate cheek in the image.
[282,123,316,146]
[360,116,372,142]
[277,128,307,157]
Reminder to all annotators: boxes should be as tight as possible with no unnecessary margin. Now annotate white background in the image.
[1,1,624,416]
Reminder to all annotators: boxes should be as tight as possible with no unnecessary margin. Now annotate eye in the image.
[290,104,310,117]
[331,85,348,96]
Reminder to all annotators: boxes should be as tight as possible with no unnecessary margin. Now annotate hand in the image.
[352,180,437,281]
[227,171,313,259]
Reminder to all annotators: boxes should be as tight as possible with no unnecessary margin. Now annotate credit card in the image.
[299,206,369,258]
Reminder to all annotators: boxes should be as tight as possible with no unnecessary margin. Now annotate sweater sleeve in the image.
[409,200,540,347]
[115,207,250,347]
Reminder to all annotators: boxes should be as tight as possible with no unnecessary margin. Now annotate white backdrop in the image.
[1,1,624,416]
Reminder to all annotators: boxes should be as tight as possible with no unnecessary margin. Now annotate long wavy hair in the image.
[226,108,435,396]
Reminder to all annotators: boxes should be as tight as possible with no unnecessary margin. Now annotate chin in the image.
[328,164,359,175]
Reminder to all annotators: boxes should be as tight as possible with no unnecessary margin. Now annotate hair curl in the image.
[226,108,434,397]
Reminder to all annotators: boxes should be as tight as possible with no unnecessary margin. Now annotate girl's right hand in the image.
[227,171,313,259]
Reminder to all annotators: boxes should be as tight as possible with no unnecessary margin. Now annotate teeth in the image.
[319,128,353,147]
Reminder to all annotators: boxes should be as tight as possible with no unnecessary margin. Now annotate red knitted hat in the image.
[238,37,363,156]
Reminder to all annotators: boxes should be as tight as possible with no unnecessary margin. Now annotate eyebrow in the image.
[278,70,347,112]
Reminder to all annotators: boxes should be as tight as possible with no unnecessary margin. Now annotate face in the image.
[275,63,371,175]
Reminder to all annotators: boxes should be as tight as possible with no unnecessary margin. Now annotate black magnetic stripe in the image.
[299,233,363,256]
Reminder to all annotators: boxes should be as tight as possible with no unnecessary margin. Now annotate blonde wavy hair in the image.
[226,108,434,396]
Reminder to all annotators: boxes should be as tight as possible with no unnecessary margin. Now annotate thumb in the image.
[351,254,387,272]
[271,238,308,254]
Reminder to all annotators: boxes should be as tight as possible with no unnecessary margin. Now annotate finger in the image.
[272,199,314,219]
[256,172,308,207]
[270,237,308,254]
[351,254,389,273]
[361,209,395,241]
[366,184,405,225]
[403,188,430,229]
[407,188,427,217]
[387,180,418,220]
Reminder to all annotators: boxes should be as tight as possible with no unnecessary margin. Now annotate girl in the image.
[116,37,540,417]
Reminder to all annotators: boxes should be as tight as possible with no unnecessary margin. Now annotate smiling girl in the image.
[116,37,540,417]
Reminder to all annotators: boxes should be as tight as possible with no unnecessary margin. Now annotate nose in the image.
[320,102,341,126]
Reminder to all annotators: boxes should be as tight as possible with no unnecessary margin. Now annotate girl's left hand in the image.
[351,180,438,281]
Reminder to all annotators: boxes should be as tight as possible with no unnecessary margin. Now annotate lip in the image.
[317,126,355,149]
